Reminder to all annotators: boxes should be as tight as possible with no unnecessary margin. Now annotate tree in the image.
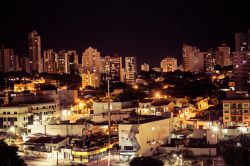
[40,84,57,91]
[0,99,4,106]
[116,89,145,102]
[130,156,164,166]
[223,147,250,166]
[214,65,222,71]
[0,140,26,166]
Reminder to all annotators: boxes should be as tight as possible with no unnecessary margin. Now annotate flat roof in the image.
[25,136,67,145]
[119,115,167,125]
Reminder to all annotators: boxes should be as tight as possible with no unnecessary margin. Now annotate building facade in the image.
[141,63,150,72]
[57,50,69,74]
[81,71,100,88]
[216,43,231,67]
[183,44,204,72]
[0,106,30,130]
[233,51,250,92]
[43,49,57,74]
[102,55,122,82]
[28,30,42,73]
[223,99,250,127]
[160,57,177,72]
[235,30,250,52]
[125,56,137,84]
[205,49,216,72]
[20,56,30,73]
[82,47,101,73]
[0,46,19,72]
[58,90,78,108]
[119,117,179,159]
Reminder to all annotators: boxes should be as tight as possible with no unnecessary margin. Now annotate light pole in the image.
[180,154,183,166]
[107,69,111,166]
[172,153,183,166]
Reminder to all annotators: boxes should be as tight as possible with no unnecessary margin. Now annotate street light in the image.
[79,102,84,108]
[172,153,183,166]
[212,126,219,132]
[155,92,160,99]
[212,125,219,144]
[9,126,16,133]
[133,85,139,90]
[179,154,183,166]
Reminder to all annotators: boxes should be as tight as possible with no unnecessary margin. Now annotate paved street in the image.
[22,155,129,166]
[22,156,72,166]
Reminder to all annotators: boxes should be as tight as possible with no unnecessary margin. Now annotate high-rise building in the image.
[20,56,30,73]
[235,29,250,52]
[0,45,18,72]
[102,55,122,82]
[183,44,204,72]
[233,29,250,92]
[125,56,137,84]
[141,63,150,72]
[0,45,4,72]
[43,49,57,74]
[160,57,177,72]
[82,47,101,73]
[216,43,231,67]
[233,51,250,92]
[28,30,42,73]
[82,47,101,87]
[67,50,78,74]
[57,50,69,74]
[81,71,100,88]
[205,49,216,72]
[248,29,250,50]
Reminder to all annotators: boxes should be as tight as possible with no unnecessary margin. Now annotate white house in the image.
[119,115,179,161]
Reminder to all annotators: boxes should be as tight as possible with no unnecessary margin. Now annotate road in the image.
[22,155,129,166]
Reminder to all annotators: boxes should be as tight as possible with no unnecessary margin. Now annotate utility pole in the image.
[56,151,58,165]
[107,68,111,166]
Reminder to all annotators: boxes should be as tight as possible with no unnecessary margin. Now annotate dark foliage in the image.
[0,99,4,106]
[0,140,26,166]
[116,89,145,102]
[40,84,57,91]
[130,156,164,166]
[223,147,250,166]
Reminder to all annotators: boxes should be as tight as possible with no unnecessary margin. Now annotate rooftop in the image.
[151,99,172,106]
[25,136,67,145]
[120,115,166,125]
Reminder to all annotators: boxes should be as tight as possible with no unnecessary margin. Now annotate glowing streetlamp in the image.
[155,92,160,99]
[9,126,16,133]
[133,85,139,90]
[172,153,183,166]
[79,102,84,108]
[212,126,219,132]
[212,125,219,144]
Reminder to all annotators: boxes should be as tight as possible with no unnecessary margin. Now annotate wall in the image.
[0,106,30,129]
[58,90,78,107]
[12,93,58,104]
[91,113,130,123]
[27,124,85,136]
[158,146,217,156]
[93,101,135,114]
[119,117,180,156]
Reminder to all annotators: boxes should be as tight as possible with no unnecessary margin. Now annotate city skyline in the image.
[1,0,250,66]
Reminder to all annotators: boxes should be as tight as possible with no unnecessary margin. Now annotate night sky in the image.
[1,0,250,66]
